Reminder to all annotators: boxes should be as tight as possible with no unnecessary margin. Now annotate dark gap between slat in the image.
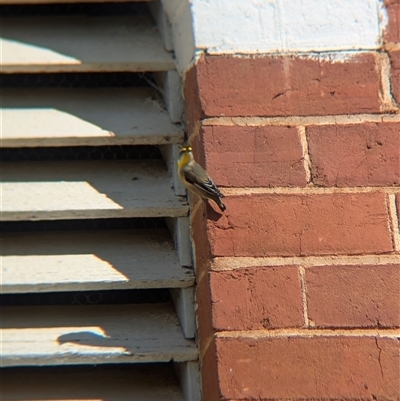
[0,2,150,17]
[0,217,167,233]
[0,145,163,162]
[0,289,171,306]
[0,72,158,88]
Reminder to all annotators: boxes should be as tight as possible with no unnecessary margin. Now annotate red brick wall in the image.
[184,9,400,401]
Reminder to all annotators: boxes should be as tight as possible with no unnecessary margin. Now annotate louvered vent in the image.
[1,2,200,400]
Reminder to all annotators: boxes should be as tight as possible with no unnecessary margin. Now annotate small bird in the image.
[177,145,226,212]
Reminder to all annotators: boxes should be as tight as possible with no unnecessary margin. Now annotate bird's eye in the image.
[187,146,192,151]
[180,147,187,152]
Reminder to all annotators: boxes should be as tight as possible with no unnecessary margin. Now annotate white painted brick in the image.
[281,0,382,50]
[189,0,386,53]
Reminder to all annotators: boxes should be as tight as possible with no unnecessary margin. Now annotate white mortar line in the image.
[298,266,310,327]
[376,51,400,112]
[384,42,400,51]
[298,126,312,184]
[211,255,400,271]
[221,187,400,195]
[202,114,400,127]
[204,49,381,58]
[216,328,400,339]
[388,193,400,251]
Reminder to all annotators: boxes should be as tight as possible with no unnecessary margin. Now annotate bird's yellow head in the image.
[178,146,193,169]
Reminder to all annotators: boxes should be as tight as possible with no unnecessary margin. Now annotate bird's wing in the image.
[184,165,225,198]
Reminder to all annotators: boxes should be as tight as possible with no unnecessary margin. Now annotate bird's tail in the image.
[217,198,226,212]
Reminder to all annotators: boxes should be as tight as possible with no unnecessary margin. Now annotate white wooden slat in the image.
[171,287,196,339]
[1,229,194,293]
[166,217,192,273]
[2,365,185,401]
[1,88,183,148]
[160,0,195,74]
[154,71,184,123]
[2,160,189,220]
[149,0,174,51]
[176,362,202,401]
[1,303,198,367]
[1,16,175,73]
[160,144,187,196]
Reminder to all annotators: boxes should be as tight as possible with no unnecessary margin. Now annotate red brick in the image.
[390,50,400,104]
[207,193,393,257]
[210,266,304,330]
[203,125,307,187]
[192,54,380,117]
[191,201,216,349]
[308,123,400,187]
[215,336,400,399]
[183,63,203,133]
[201,338,221,401]
[191,129,207,170]
[306,264,400,328]
[384,0,400,43]
[196,272,214,349]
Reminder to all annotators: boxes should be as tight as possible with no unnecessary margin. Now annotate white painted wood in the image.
[1,303,198,367]
[171,287,196,339]
[1,16,175,73]
[161,0,195,74]
[176,217,192,266]
[1,88,183,148]
[2,160,189,221]
[166,217,192,267]
[154,71,184,123]
[2,365,185,401]
[160,144,187,196]
[175,362,202,401]
[149,0,174,51]
[1,229,195,293]
[189,0,383,53]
